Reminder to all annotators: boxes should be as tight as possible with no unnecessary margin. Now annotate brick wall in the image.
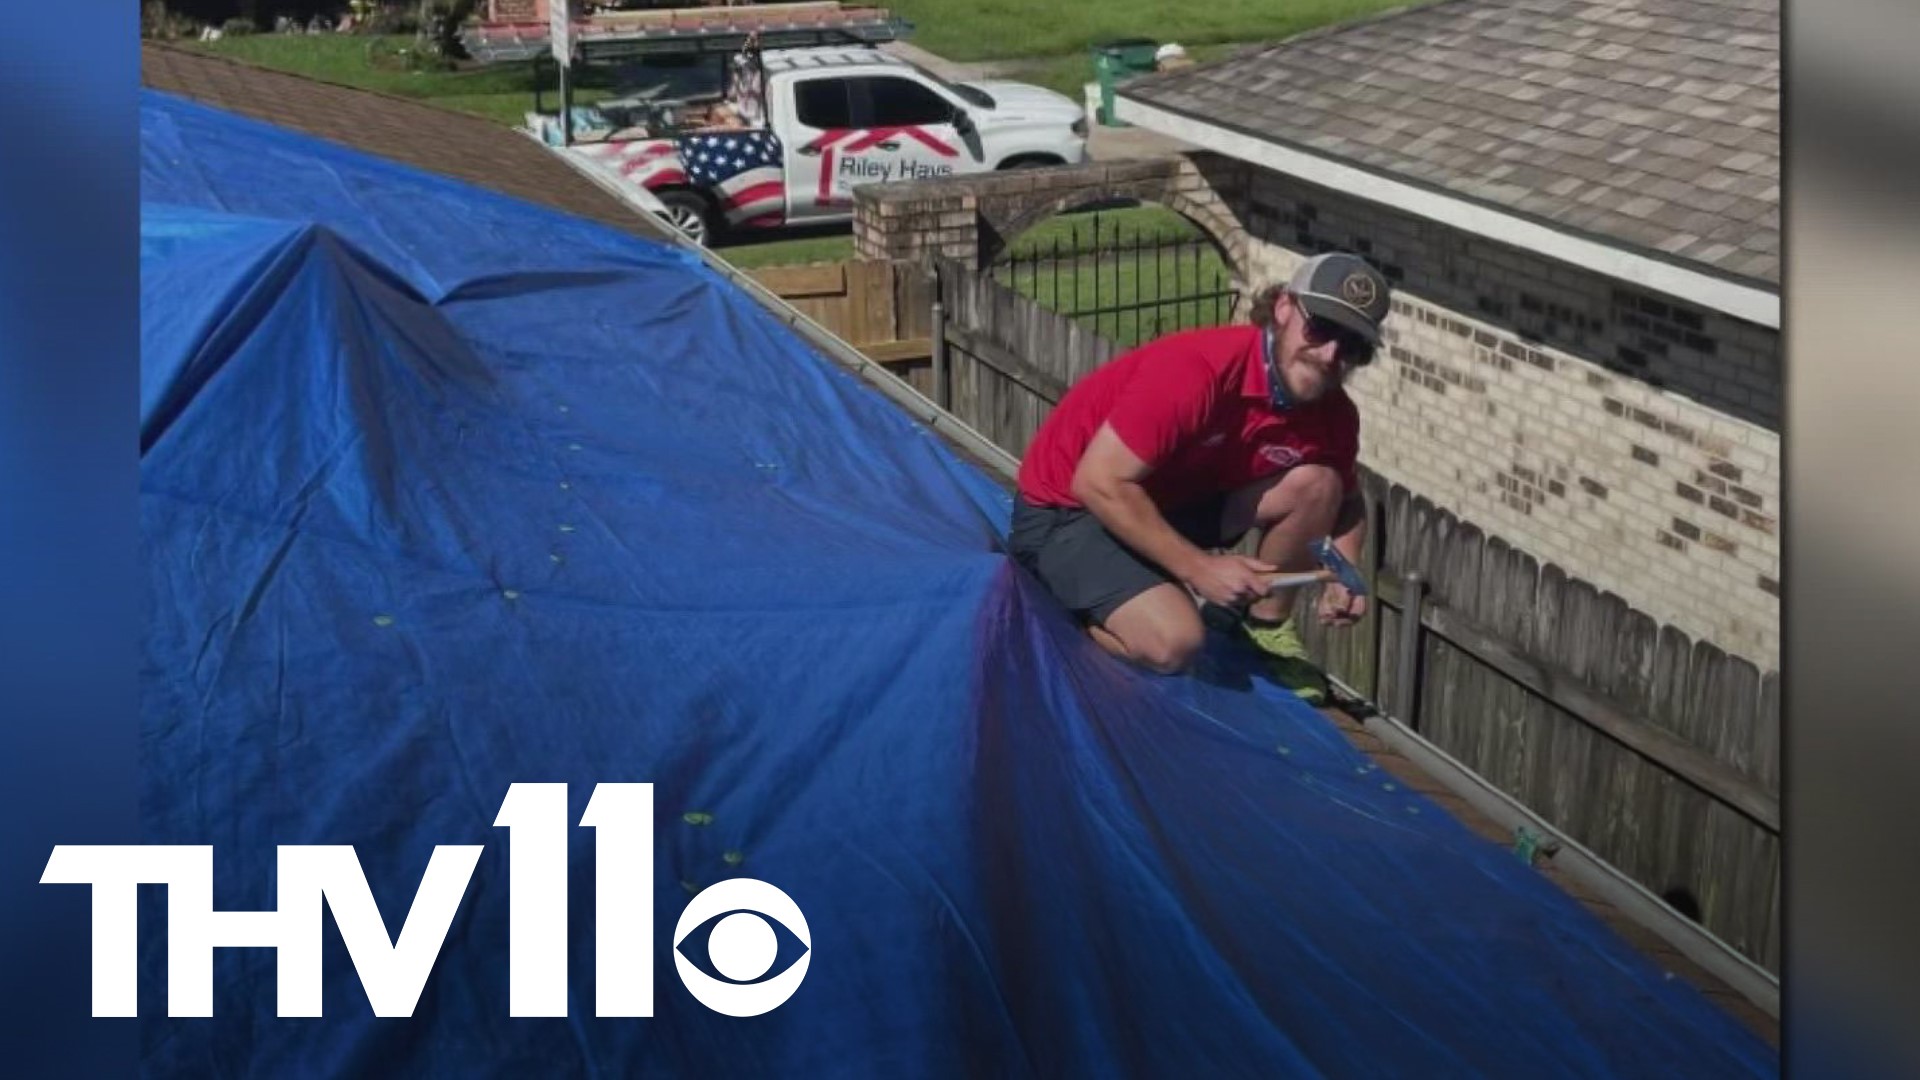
[853,188,982,266]
[1235,169,1780,668]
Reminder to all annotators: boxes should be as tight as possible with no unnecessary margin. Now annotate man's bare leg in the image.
[1222,465,1345,625]
[1081,466,1343,677]
[1091,582,1206,674]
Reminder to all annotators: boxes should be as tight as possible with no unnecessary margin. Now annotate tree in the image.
[416,1,480,60]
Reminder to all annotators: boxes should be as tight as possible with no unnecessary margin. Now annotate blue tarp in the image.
[138,89,1776,1077]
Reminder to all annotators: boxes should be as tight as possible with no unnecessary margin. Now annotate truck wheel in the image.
[997,155,1065,171]
[657,190,718,247]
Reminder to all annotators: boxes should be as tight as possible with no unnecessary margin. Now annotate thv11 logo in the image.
[40,783,810,1019]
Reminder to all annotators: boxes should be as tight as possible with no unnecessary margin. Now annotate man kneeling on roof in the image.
[1009,252,1388,703]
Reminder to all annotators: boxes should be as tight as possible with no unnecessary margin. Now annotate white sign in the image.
[550,0,573,66]
[40,783,813,1018]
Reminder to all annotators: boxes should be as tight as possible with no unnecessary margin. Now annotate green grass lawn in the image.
[886,0,1417,62]
[184,34,611,127]
[718,231,858,269]
[187,2,1416,131]
[1005,42,1241,101]
[996,206,1235,348]
[1009,254,1237,349]
[724,204,1201,270]
[1009,205,1204,253]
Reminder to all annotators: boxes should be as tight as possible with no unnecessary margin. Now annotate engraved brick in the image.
[1672,518,1701,541]
[1631,444,1660,465]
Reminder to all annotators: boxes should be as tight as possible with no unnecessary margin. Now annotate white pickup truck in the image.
[531,45,1089,245]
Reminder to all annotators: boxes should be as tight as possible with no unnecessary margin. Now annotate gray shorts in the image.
[1007,495,1239,625]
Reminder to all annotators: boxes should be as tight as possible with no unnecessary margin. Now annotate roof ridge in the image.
[140,42,672,244]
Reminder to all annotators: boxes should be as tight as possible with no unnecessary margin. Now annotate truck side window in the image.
[853,76,955,127]
[793,78,854,129]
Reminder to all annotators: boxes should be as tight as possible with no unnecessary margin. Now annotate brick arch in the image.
[982,187,1242,280]
[852,153,1254,288]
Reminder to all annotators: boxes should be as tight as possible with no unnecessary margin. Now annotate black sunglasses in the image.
[1300,315,1375,367]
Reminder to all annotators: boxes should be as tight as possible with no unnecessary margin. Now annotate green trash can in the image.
[1092,38,1160,127]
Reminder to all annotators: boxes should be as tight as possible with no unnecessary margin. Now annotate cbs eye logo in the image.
[673,878,813,1016]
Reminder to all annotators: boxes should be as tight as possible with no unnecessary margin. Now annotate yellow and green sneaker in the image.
[1242,617,1329,706]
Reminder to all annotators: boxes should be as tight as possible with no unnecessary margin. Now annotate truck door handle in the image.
[797,145,821,156]
[875,140,901,150]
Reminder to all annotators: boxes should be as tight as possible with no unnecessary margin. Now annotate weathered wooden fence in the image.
[745,260,934,379]
[906,255,1781,975]
[1296,474,1781,973]
[925,255,1120,456]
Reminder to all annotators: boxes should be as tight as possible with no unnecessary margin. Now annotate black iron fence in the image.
[991,210,1236,349]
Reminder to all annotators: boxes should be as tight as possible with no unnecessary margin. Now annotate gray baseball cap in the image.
[1287,252,1392,343]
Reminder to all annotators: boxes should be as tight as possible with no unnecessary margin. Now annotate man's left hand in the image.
[1317,583,1369,627]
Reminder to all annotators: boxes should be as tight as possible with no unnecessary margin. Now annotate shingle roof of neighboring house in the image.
[141,43,671,243]
[1120,0,1779,286]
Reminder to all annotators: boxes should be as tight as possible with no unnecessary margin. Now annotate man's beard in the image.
[1282,355,1335,402]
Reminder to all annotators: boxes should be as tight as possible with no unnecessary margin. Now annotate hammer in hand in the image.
[1261,538,1369,596]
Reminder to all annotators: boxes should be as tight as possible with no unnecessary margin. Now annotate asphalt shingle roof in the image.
[1121,0,1779,286]
[141,43,671,243]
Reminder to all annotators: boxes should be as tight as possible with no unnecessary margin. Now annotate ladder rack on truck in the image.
[462,3,912,64]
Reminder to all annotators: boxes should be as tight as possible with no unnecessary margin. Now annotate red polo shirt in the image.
[1016,324,1359,510]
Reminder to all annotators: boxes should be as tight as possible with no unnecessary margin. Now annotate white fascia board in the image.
[1115,96,1780,329]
